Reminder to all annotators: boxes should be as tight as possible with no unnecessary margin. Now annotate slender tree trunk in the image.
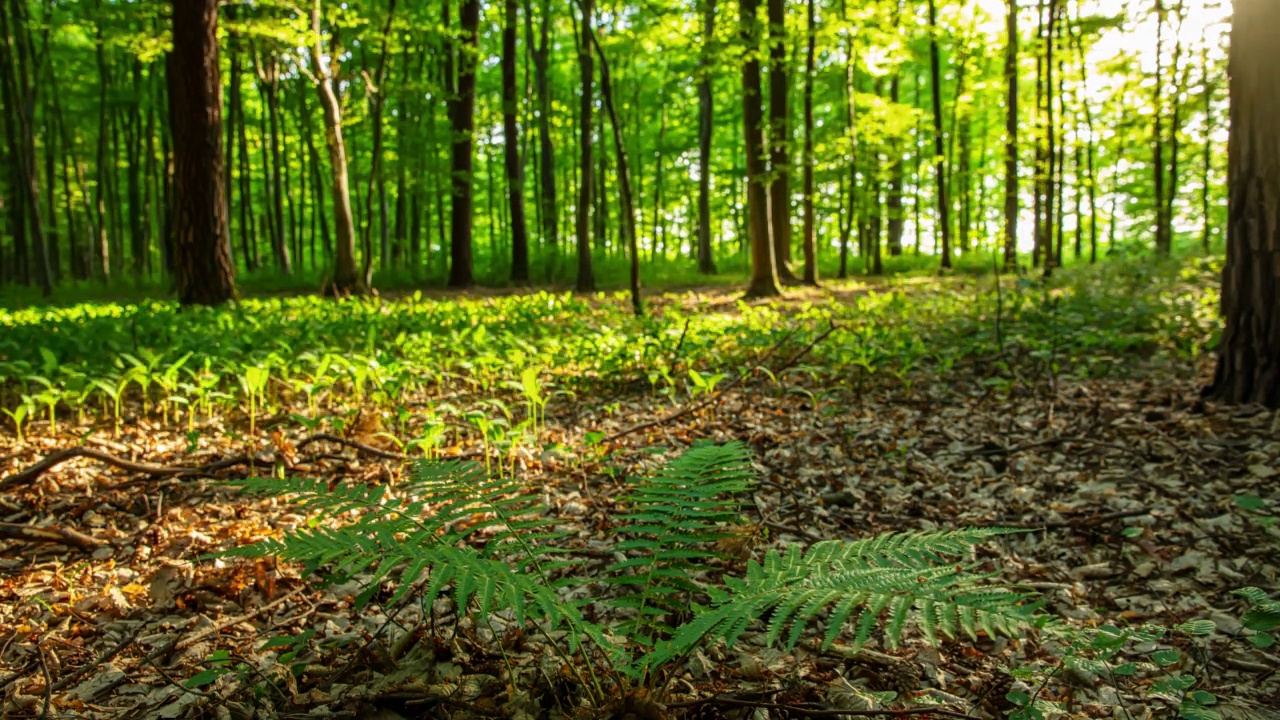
[575,0,594,291]
[310,0,361,294]
[167,0,236,305]
[1209,0,1280,406]
[1004,0,1019,270]
[767,0,795,281]
[503,0,530,283]
[0,0,52,294]
[697,0,717,275]
[581,13,641,314]
[652,97,666,261]
[1042,0,1058,275]
[927,0,951,269]
[1152,0,1169,256]
[800,0,817,285]
[743,0,780,297]
[887,75,905,257]
[449,0,478,287]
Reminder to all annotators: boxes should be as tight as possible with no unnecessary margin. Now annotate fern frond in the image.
[604,441,754,644]
[640,529,1039,673]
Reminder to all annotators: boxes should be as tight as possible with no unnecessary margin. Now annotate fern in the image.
[639,529,1040,674]
[221,444,1042,695]
[223,460,572,608]
[604,441,754,646]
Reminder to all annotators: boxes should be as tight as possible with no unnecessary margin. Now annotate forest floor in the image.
[1,260,1278,720]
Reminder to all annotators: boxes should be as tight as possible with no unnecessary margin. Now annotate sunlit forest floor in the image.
[2,257,1278,719]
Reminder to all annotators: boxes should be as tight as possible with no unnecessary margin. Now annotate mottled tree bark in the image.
[167,0,236,305]
[742,0,780,297]
[1209,0,1280,407]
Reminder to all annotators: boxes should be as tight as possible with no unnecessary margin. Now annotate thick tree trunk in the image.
[310,0,361,294]
[575,0,594,291]
[1209,0,1280,406]
[767,0,795,281]
[697,0,717,275]
[167,0,236,305]
[743,0,780,297]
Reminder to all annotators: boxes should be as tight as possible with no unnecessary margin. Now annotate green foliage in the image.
[604,441,754,646]
[641,528,1039,674]
[225,442,1041,696]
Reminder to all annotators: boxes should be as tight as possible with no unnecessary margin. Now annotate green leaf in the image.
[1174,620,1216,636]
[1234,495,1268,512]
[186,668,225,688]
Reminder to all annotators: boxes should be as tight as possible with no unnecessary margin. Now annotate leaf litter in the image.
[1,263,1278,719]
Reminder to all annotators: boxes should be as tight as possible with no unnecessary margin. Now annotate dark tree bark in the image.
[800,0,817,285]
[1152,0,1169,256]
[580,11,641,315]
[447,0,478,288]
[253,48,291,273]
[504,0,531,283]
[927,0,951,269]
[1208,0,1280,406]
[696,0,717,275]
[742,0,780,297]
[1003,0,1019,270]
[887,75,905,257]
[528,0,557,280]
[767,0,795,281]
[167,0,236,305]
[575,0,594,291]
[0,0,53,295]
[310,0,362,294]
[1042,0,1058,275]
[360,0,396,285]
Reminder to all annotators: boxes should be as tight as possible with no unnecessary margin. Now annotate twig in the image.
[0,522,101,551]
[50,625,145,692]
[38,646,52,720]
[666,695,974,719]
[136,585,310,670]
[295,433,405,460]
[978,507,1153,530]
[603,321,840,444]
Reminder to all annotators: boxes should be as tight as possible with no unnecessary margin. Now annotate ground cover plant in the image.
[2,257,1278,720]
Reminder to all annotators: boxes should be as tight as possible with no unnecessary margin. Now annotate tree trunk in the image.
[167,0,236,305]
[575,0,594,291]
[502,0,530,283]
[743,0,780,297]
[1209,0,1280,406]
[800,0,817,285]
[887,75,905,257]
[447,0,478,287]
[1004,0,1019,270]
[310,0,362,294]
[581,14,641,315]
[927,0,951,270]
[0,0,52,295]
[1152,0,1169,256]
[1042,0,1058,275]
[767,0,795,282]
[697,0,717,275]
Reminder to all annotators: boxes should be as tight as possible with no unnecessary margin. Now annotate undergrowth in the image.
[222,442,1043,709]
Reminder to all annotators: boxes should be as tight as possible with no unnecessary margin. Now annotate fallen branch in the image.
[0,521,101,551]
[603,321,841,444]
[50,625,145,692]
[0,447,251,492]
